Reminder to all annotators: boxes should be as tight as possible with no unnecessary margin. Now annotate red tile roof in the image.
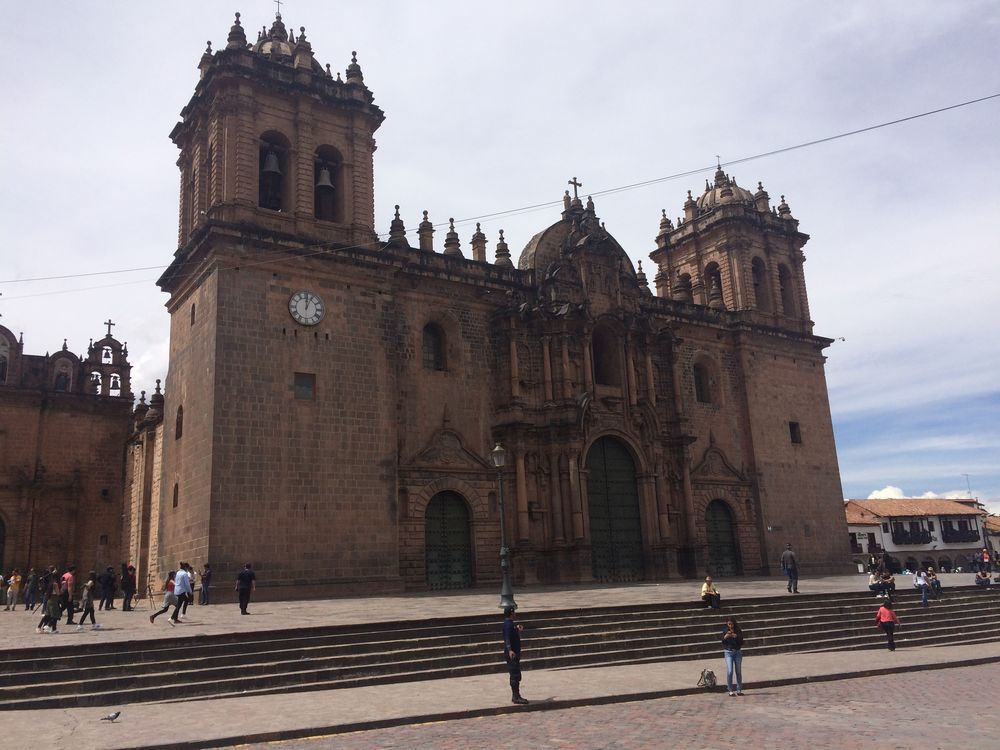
[844,500,882,525]
[845,498,984,519]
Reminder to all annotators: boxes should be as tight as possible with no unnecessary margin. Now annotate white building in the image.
[844,498,986,572]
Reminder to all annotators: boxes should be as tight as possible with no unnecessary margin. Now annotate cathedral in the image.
[117,12,852,597]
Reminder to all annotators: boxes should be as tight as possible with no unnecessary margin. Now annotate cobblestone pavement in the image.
[243,664,994,750]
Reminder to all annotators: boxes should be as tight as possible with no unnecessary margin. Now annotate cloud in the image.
[867,486,905,499]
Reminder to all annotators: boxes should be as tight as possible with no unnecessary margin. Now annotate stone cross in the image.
[568,177,583,199]
[104,319,116,337]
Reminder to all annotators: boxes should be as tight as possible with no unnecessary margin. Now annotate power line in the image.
[1,91,998,299]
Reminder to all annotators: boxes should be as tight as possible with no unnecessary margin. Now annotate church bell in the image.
[315,164,335,191]
[261,148,282,175]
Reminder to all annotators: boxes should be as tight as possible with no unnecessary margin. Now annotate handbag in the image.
[697,669,717,688]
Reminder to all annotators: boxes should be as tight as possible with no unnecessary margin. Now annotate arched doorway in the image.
[586,437,644,581]
[705,500,741,577]
[424,491,472,590]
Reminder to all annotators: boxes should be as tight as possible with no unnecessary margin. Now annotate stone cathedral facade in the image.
[124,12,851,598]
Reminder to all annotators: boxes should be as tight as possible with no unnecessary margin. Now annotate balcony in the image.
[941,527,980,544]
[890,529,932,546]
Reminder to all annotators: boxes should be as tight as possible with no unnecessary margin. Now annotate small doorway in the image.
[425,492,473,590]
[705,500,741,577]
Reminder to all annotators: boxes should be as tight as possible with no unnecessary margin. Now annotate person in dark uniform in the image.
[503,606,529,705]
[236,562,256,614]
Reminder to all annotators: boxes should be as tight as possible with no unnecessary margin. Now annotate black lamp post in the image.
[491,442,517,611]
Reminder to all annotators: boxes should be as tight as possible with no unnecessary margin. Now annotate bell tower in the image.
[168,12,385,252]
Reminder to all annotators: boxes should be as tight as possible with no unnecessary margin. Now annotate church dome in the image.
[696,167,755,211]
[252,14,293,57]
[518,220,572,273]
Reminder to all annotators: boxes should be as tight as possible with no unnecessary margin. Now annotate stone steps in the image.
[2,587,996,709]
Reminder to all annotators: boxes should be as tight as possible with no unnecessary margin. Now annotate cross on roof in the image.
[568,177,583,199]
[274,0,283,15]
[104,319,115,337]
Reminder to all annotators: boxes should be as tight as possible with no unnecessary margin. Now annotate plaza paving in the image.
[3,573,997,749]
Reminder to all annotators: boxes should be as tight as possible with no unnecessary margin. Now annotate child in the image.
[874,599,900,651]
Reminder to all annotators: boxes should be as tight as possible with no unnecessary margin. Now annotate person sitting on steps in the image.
[701,576,722,609]
[974,569,991,587]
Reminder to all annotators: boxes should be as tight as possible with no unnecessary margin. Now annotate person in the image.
[199,564,212,605]
[974,569,991,587]
[36,578,62,634]
[503,606,529,704]
[23,568,38,611]
[60,565,77,625]
[98,566,116,611]
[168,562,192,626]
[925,566,943,598]
[701,576,721,609]
[236,562,256,615]
[721,616,745,696]
[149,571,177,623]
[76,571,101,631]
[185,564,196,615]
[914,569,930,607]
[867,571,886,598]
[38,566,54,614]
[982,548,992,574]
[874,598,901,650]
[4,569,21,610]
[780,543,799,593]
[121,564,137,611]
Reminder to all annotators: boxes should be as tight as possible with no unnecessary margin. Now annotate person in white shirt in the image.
[914,569,930,608]
[168,563,192,625]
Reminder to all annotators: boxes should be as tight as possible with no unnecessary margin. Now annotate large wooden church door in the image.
[705,500,742,577]
[587,437,644,581]
[425,491,473,590]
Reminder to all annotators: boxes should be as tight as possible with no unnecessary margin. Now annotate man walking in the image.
[168,562,192,625]
[236,563,255,615]
[502,606,529,705]
[780,543,799,593]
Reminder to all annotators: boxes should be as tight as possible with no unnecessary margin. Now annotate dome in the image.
[518,220,572,273]
[695,167,755,212]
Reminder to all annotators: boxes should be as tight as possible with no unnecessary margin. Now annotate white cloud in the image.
[867,485,906,499]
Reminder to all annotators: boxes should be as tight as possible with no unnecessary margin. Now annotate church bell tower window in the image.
[314,145,343,223]
[258,133,290,212]
[422,324,446,371]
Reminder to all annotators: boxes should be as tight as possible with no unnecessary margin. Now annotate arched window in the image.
[90,372,102,394]
[102,346,113,364]
[751,257,772,312]
[175,405,184,440]
[704,262,724,308]
[258,132,290,211]
[54,366,70,391]
[314,145,343,222]
[674,273,693,303]
[422,324,446,371]
[778,264,796,317]
[109,373,122,397]
[592,325,622,386]
[0,338,9,384]
[693,362,711,403]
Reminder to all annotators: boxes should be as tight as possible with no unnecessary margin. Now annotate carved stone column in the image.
[568,451,585,540]
[582,334,593,393]
[561,335,572,400]
[549,451,565,543]
[509,334,520,400]
[515,451,530,541]
[541,336,554,402]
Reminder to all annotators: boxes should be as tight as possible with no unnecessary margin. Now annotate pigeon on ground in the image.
[100,711,121,723]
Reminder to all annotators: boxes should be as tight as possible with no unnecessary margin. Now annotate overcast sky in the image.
[3,2,998,512]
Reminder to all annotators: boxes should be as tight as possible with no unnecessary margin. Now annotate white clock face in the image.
[289,291,325,326]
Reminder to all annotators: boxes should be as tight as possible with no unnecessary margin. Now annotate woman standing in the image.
[75,572,101,631]
[149,571,177,624]
[875,598,901,650]
[721,616,745,696]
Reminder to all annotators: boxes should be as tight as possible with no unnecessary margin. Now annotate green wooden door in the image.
[705,500,741,577]
[587,437,644,582]
[425,492,473,590]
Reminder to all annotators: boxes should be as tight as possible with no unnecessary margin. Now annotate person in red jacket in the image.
[875,599,901,651]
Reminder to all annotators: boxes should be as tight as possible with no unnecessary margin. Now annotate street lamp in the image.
[490,442,517,611]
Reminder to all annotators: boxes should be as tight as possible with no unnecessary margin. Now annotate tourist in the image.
[974,569,991,587]
[236,562,256,615]
[60,565,77,625]
[36,578,61,633]
[701,576,721,609]
[199,563,212,605]
[38,566,54,613]
[913,569,930,607]
[925,566,943,598]
[185,564,197,614]
[780,543,799,593]
[880,571,896,602]
[981,548,992,574]
[721,616,745,696]
[23,568,38,611]
[76,571,101,631]
[121,564,137,611]
[874,598,900,651]
[149,571,177,623]
[503,606,529,704]
[98,566,116,611]
[868,571,886,598]
[168,562,192,625]
[4,569,21,610]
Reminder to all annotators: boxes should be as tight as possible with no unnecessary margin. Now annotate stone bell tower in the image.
[154,12,388,588]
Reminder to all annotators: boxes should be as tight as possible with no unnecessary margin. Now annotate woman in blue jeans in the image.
[721,616,745,696]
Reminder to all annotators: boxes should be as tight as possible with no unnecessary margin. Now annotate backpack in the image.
[697,669,717,688]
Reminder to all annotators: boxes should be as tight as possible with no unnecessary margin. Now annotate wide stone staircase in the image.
[3,586,997,709]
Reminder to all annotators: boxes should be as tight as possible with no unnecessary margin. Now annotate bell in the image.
[315,164,335,191]
[261,148,281,175]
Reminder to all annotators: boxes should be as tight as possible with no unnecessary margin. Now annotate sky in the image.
[2,2,998,512]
